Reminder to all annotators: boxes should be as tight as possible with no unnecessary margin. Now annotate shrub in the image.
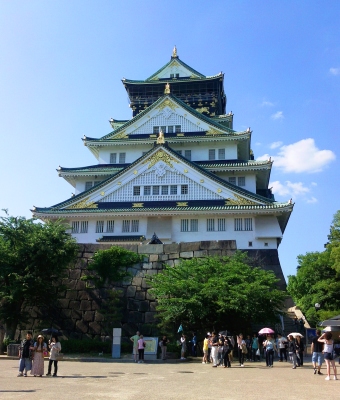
[60,339,111,354]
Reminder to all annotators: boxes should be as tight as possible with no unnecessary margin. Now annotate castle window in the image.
[131,220,139,232]
[190,219,198,232]
[238,177,245,187]
[122,220,130,232]
[184,150,191,160]
[80,221,88,233]
[133,186,141,196]
[72,221,79,233]
[181,219,198,232]
[234,218,243,231]
[144,186,151,196]
[228,177,236,185]
[181,219,189,232]
[181,184,188,195]
[161,185,169,195]
[107,220,115,233]
[218,218,226,231]
[209,149,215,160]
[264,242,268,247]
[207,218,215,231]
[176,73,179,78]
[175,125,181,133]
[152,186,160,195]
[96,221,104,233]
[170,74,174,78]
[218,149,225,160]
[244,218,252,231]
[85,181,93,191]
[170,185,177,195]
[153,126,159,134]
[168,126,174,133]
[110,153,117,163]
[119,153,126,163]
[249,241,253,247]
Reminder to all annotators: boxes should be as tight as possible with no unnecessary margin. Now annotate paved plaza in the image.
[0,357,339,400]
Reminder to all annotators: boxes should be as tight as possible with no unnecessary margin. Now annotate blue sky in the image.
[1,0,339,280]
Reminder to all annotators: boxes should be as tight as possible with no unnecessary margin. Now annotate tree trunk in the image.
[0,323,5,354]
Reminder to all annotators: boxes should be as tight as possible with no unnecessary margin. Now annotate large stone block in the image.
[149,301,157,312]
[89,321,102,334]
[127,285,137,297]
[141,278,151,289]
[65,290,78,300]
[62,279,76,290]
[144,312,157,324]
[135,291,146,301]
[180,242,201,252]
[194,250,208,257]
[69,269,81,280]
[76,319,89,334]
[58,299,70,309]
[75,280,86,290]
[152,262,162,269]
[218,240,237,250]
[132,277,142,287]
[61,309,72,318]
[128,311,144,323]
[142,262,153,269]
[159,254,169,261]
[83,311,95,322]
[164,243,179,253]
[71,309,82,320]
[78,290,90,300]
[138,301,149,312]
[146,269,157,275]
[83,252,94,259]
[95,311,104,322]
[146,290,156,300]
[200,241,220,250]
[149,254,159,262]
[80,300,92,311]
[179,251,193,258]
[91,301,101,310]
[166,260,174,267]
[138,244,164,254]
[118,244,138,253]
[168,253,179,259]
[208,249,222,256]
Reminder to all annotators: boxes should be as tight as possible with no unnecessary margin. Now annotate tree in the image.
[148,252,286,334]
[287,210,340,326]
[0,212,78,341]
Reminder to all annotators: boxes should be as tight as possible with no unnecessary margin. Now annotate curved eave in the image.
[123,75,222,85]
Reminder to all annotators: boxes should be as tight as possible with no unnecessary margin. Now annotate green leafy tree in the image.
[0,212,78,341]
[148,252,286,333]
[81,246,142,334]
[328,210,340,274]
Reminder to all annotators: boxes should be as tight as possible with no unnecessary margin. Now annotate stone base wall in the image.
[22,241,286,340]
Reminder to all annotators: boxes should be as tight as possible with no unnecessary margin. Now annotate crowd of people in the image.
[17,331,61,377]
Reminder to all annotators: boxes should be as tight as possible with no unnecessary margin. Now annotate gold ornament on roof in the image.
[156,99,178,111]
[164,83,170,94]
[196,107,209,114]
[132,203,144,208]
[177,202,188,207]
[157,130,165,144]
[226,194,259,206]
[142,149,179,169]
[172,45,178,58]
[206,128,223,136]
[112,130,127,139]
[67,197,98,209]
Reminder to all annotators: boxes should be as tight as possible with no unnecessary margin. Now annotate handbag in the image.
[256,349,260,356]
[241,344,248,354]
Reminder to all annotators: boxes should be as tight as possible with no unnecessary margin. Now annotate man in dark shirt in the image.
[18,332,34,377]
[311,329,324,375]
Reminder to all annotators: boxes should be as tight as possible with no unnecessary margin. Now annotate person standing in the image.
[277,333,288,362]
[191,332,197,357]
[18,331,34,377]
[137,335,146,363]
[210,332,219,367]
[180,334,187,360]
[237,333,246,367]
[160,336,169,361]
[31,335,47,377]
[263,335,277,367]
[251,333,259,362]
[311,329,324,375]
[295,335,305,366]
[223,336,232,368]
[130,331,140,363]
[318,332,338,381]
[245,335,252,361]
[202,334,209,364]
[46,335,61,377]
[287,335,297,369]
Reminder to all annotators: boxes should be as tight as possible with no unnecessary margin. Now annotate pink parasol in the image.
[258,327,275,335]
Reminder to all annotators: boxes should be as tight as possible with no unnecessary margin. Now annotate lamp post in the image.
[314,303,321,327]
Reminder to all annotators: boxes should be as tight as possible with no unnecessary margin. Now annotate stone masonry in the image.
[23,241,287,340]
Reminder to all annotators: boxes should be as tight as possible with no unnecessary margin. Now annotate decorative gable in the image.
[149,58,202,80]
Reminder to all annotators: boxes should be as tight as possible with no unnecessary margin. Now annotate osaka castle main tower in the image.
[33,47,293,250]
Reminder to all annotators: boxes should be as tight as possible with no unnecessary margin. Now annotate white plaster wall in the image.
[216,172,257,193]
[255,216,282,238]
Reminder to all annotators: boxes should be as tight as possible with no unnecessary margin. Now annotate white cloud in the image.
[271,111,284,120]
[311,182,317,186]
[306,197,318,204]
[273,138,336,173]
[271,180,310,198]
[330,67,340,76]
[260,100,274,107]
[270,141,283,149]
[256,153,270,161]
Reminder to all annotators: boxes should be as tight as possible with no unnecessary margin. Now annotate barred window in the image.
[144,186,151,196]
[190,219,198,232]
[181,184,188,195]
[234,218,243,231]
[175,125,181,133]
[153,126,159,134]
[229,177,236,185]
[85,181,93,191]
[96,221,104,233]
[218,148,225,160]
[72,221,79,233]
[181,219,189,232]
[122,220,130,233]
[152,186,160,195]
[218,218,226,231]
[209,149,216,160]
[207,218,215,232]
[244,218,252,231]
[110,153,117,163]
[106,220,114,233]
[131,220,139,232]
[161,185,168,195]
[184,150,191,160]
[133,186,141,196]
[160,125,166,133]
[80,221,88,233]
[170,185,177,195]
[238,177,246,187]
[168,126,174,133]
[119,153,126,163]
